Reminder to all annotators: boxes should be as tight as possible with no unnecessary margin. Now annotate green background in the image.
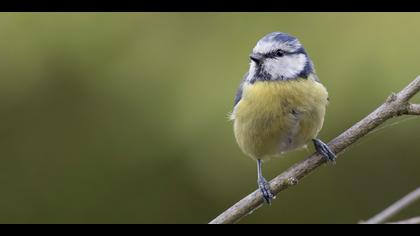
[0,13,419,224]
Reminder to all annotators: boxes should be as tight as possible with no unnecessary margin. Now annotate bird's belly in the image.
[232,78,329,161]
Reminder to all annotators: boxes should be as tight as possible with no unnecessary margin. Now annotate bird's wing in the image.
[233,72,249,108]
[310,73,330,101]
[310,73,321,82]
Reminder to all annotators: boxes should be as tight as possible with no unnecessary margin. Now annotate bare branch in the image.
[209,76,420,224]
[406,104,420,115]
[362,187,420,224]
[396,76,420,102]
[386,217,420,224]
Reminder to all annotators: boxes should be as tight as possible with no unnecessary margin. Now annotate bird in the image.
[229,32,336,204]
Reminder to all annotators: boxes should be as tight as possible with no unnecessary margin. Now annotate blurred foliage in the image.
[0,13,419,223]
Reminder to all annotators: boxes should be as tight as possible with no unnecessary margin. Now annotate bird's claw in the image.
[313,139,336,164]
[258,177,274,204]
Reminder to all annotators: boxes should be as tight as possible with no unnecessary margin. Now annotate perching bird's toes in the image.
[258,177,274,204]
[313,139,336,164]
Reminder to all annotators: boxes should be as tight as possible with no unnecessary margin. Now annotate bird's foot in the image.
[313,139,336,164]
[258,176,274,204]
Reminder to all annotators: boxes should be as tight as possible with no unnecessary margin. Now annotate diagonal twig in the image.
[362,187,420,224]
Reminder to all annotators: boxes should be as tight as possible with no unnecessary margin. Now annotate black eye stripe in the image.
[265,49,290,58]
[276,50,284,57]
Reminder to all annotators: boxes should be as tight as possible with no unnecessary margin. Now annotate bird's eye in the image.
[276,50,284,57]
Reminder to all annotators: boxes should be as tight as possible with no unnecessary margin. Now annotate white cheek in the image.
[264,54,306,79]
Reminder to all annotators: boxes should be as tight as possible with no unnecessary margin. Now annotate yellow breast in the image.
[232,77,329,160]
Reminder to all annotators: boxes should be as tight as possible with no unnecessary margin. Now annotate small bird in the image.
[230,32,336,204]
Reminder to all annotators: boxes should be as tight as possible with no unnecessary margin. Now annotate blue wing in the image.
[233,72,248,108]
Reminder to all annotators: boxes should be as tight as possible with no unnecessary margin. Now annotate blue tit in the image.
[230,32,336,204]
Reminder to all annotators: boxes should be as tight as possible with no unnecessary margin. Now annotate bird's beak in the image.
[250,53,264,64]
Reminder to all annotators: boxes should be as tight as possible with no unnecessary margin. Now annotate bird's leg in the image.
[312,138,336,164]
[257,159,274,204]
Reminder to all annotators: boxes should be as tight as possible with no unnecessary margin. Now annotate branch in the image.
[407,104,420,115]
[362,187,420,224]
[387,217,420,224]
[209,76,420,224]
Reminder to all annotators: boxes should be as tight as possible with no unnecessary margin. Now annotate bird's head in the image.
[248,32,314,82]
